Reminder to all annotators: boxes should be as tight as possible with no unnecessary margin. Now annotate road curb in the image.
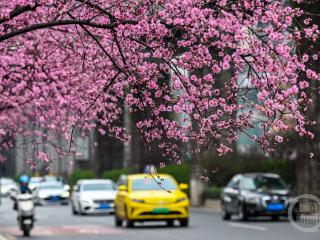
[0,233,16,240]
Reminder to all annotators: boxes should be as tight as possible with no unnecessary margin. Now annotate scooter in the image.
[13,193,35,236]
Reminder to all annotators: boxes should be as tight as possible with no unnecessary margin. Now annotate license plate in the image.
[23,219,32,224]
[267,203,284,211]
[50,196,60,201]
[152,208,170,214]
[98,203,110,209]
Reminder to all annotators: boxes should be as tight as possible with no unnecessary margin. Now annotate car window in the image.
[254,176,287,190]
[82,183,115,191]
[240,177,256,190]
[131,178,177,191]
[227,177,240,189]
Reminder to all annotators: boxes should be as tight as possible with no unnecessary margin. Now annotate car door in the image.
[223,176,241,213]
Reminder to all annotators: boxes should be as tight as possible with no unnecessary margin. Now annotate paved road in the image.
[0,198,318,240]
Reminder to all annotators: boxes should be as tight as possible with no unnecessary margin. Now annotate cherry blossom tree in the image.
[0,0,319,169]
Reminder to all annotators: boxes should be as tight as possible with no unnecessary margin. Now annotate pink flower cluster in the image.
[0,0,319,165]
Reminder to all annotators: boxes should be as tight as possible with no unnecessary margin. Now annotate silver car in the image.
[71,179,116,215]
[33,182,70,205]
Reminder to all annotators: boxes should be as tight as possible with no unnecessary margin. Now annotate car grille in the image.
[144,200,176,205]
[261,195,288,207]
[139,211,181,216]
[93,199,113,204]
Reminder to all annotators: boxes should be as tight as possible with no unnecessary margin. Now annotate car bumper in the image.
[245,202,288,216]
[81,202,115,214]
[37,197,69,205]
[126,201,189,221]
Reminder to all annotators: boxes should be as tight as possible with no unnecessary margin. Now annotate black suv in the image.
[220,173,294,221]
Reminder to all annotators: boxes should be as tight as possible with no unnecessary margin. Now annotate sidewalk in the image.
[191,199,221,213]
[0,234,15,240]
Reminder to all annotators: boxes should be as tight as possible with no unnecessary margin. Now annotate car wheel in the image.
[167,219,174,227]
[78,202,86,216]
[221,206,231,220]
[72,204,78,215]
[238,203,249,221]
[114,208,123,227]
[179,218,189,227]
[125,206,134,228]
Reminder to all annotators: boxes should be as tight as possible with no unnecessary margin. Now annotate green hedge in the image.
[158,164,190,184]
[69,170,95,186]
[102,168,130,182]
[201,153,296,187]
[202,186,222,200]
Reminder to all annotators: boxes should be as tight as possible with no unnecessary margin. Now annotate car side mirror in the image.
[64,185,70,191]
[118,185,127,192]
[179,183,189,190]
[72,185,78,191]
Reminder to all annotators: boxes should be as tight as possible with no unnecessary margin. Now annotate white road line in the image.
[229,222,268,231]
[0,234,15,240]
[0,235,7,240]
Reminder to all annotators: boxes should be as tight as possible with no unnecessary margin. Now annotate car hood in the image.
[256,189,290,195]
[242,189,290,196]
[80,191,116,200]
[129,190,186,203]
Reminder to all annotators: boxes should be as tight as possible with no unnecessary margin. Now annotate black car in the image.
[220,173,294,221]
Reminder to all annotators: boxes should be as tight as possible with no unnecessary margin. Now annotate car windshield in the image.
[131,178,177,191]
[39,184,63,190]
[82,183,114,191]
[44,176,58,182]
[0,179,13,185]
[242,176,287,190]
[30,178,42,183]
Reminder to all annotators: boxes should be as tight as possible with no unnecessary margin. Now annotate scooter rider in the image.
[13,175,35,237]
[13,175,32,210]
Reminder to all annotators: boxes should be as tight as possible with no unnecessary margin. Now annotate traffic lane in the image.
[0,198,318,240]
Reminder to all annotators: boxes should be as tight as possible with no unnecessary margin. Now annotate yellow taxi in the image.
[114,173,189,227]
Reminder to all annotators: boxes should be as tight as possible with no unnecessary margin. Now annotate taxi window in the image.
[131,178,177,191]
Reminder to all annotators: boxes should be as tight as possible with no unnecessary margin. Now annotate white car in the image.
[71,179,116,215]
[33,182,70,205]
[29,177,43,191]
[0,178,18,197]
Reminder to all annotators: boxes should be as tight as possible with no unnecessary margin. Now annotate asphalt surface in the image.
[0,198,318,240]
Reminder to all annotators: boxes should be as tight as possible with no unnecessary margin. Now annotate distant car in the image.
[33,182,70,205]
[0,178,18,197]
[114,174,189,228]
[29,177,43,191]
[43,175,70,191]
[220,173,294,221]
[71,179,116,215]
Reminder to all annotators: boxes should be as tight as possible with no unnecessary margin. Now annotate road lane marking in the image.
[0,225,123,237]
[229,222,268,231]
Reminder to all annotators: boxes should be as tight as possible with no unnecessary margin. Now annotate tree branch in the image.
[0,19,137,42]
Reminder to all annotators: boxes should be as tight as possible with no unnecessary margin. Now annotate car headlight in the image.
[176,197,187,203]
[80,198,92,204]
[38,193,48,199]
[62,192,70,198]
[131,199,145,203]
